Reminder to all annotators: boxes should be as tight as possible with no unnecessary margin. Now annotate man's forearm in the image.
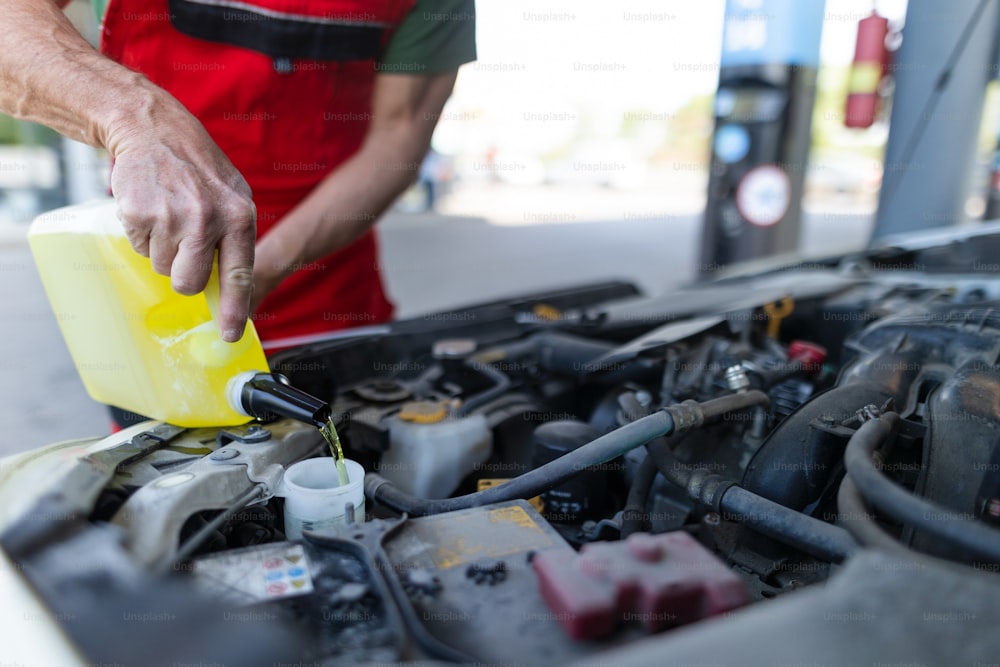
[1,0,258,341]
[254,71,459,293]
[0,0,173,152]
[254,126,428,279]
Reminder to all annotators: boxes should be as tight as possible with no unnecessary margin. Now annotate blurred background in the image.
[10,0,993,235]
[3,0,999,451]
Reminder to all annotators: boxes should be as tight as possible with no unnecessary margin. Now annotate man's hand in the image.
[110,117,257,342]
[0,0,257,342]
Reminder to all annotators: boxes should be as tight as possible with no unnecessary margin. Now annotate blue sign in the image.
[714,124,752,163]
[721,0,826,68]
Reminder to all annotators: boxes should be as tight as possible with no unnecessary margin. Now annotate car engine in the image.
[5,256,1000,665]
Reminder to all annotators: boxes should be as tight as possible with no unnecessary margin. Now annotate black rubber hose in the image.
[641,412,858,562]
[473,332,615,375]
[622,433,692,537]
[685,390,765,423]
[456,330,614,416]
[164,485,265,573]
[836,473,914,556]
[535,333,618,376]
[755,359,811,388]
[621,448,660,537]
[844,412,1000,562]
[368,409,674,516]
[643,432,857,562]
[366,391,769,517]
[455,359,511,417]
[475,332,655,385]
[644,435,691,488]
[717,486,857,562]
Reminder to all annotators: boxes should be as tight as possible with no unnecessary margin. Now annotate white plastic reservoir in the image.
[380,401,492,499]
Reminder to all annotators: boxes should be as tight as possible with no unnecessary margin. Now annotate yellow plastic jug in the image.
[28,199,269,427]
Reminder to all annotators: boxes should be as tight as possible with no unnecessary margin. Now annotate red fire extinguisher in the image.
[845,11,891,128]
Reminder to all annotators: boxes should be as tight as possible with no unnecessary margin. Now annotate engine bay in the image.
[5,255,1000,665]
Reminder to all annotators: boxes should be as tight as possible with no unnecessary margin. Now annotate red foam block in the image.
[532,531,749,640]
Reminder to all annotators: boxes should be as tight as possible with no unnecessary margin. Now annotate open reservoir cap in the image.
[277,458,365,540]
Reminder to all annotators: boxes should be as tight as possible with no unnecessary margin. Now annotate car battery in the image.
[379,499,613,665]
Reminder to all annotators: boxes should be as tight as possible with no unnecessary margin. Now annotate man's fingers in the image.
[148,227,179,278]
[216,232,255,342]
[170,237,214,297]
[118,203,153,258]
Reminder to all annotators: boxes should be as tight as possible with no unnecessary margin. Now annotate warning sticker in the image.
[420,504,555,570]
[191,543,314,605]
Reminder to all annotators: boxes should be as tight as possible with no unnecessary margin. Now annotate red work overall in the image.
[101,0,416,344]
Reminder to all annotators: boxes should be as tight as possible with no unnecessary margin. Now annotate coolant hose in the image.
[836,472,914,556]
[366,391,769,517]
[844,412,1000,562]
[455,358,512,417]
[474,332,616,376]
[621,442,663,537]
[643,410,858,562]
[717,486,857,562]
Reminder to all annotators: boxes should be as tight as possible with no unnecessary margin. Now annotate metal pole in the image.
[871,0,1000,239]
[988,14,1000,221]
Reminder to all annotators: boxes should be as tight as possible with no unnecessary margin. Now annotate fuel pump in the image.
[698,0,826,278]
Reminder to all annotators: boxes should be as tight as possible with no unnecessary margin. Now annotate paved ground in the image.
[0,185,872,457]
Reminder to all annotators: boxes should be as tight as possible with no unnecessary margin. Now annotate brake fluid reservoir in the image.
[381,401,492,499]
[28,199,269,427]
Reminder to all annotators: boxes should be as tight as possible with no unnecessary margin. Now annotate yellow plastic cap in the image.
[398,400,448,424]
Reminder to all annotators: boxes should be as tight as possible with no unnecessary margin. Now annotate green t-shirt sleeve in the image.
[92,0,108,24]
[380,0,477,74]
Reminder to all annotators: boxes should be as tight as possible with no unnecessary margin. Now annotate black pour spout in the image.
[234,372,330,427]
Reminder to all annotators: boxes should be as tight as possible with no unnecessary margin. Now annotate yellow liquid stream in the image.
[320,418,350,487]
